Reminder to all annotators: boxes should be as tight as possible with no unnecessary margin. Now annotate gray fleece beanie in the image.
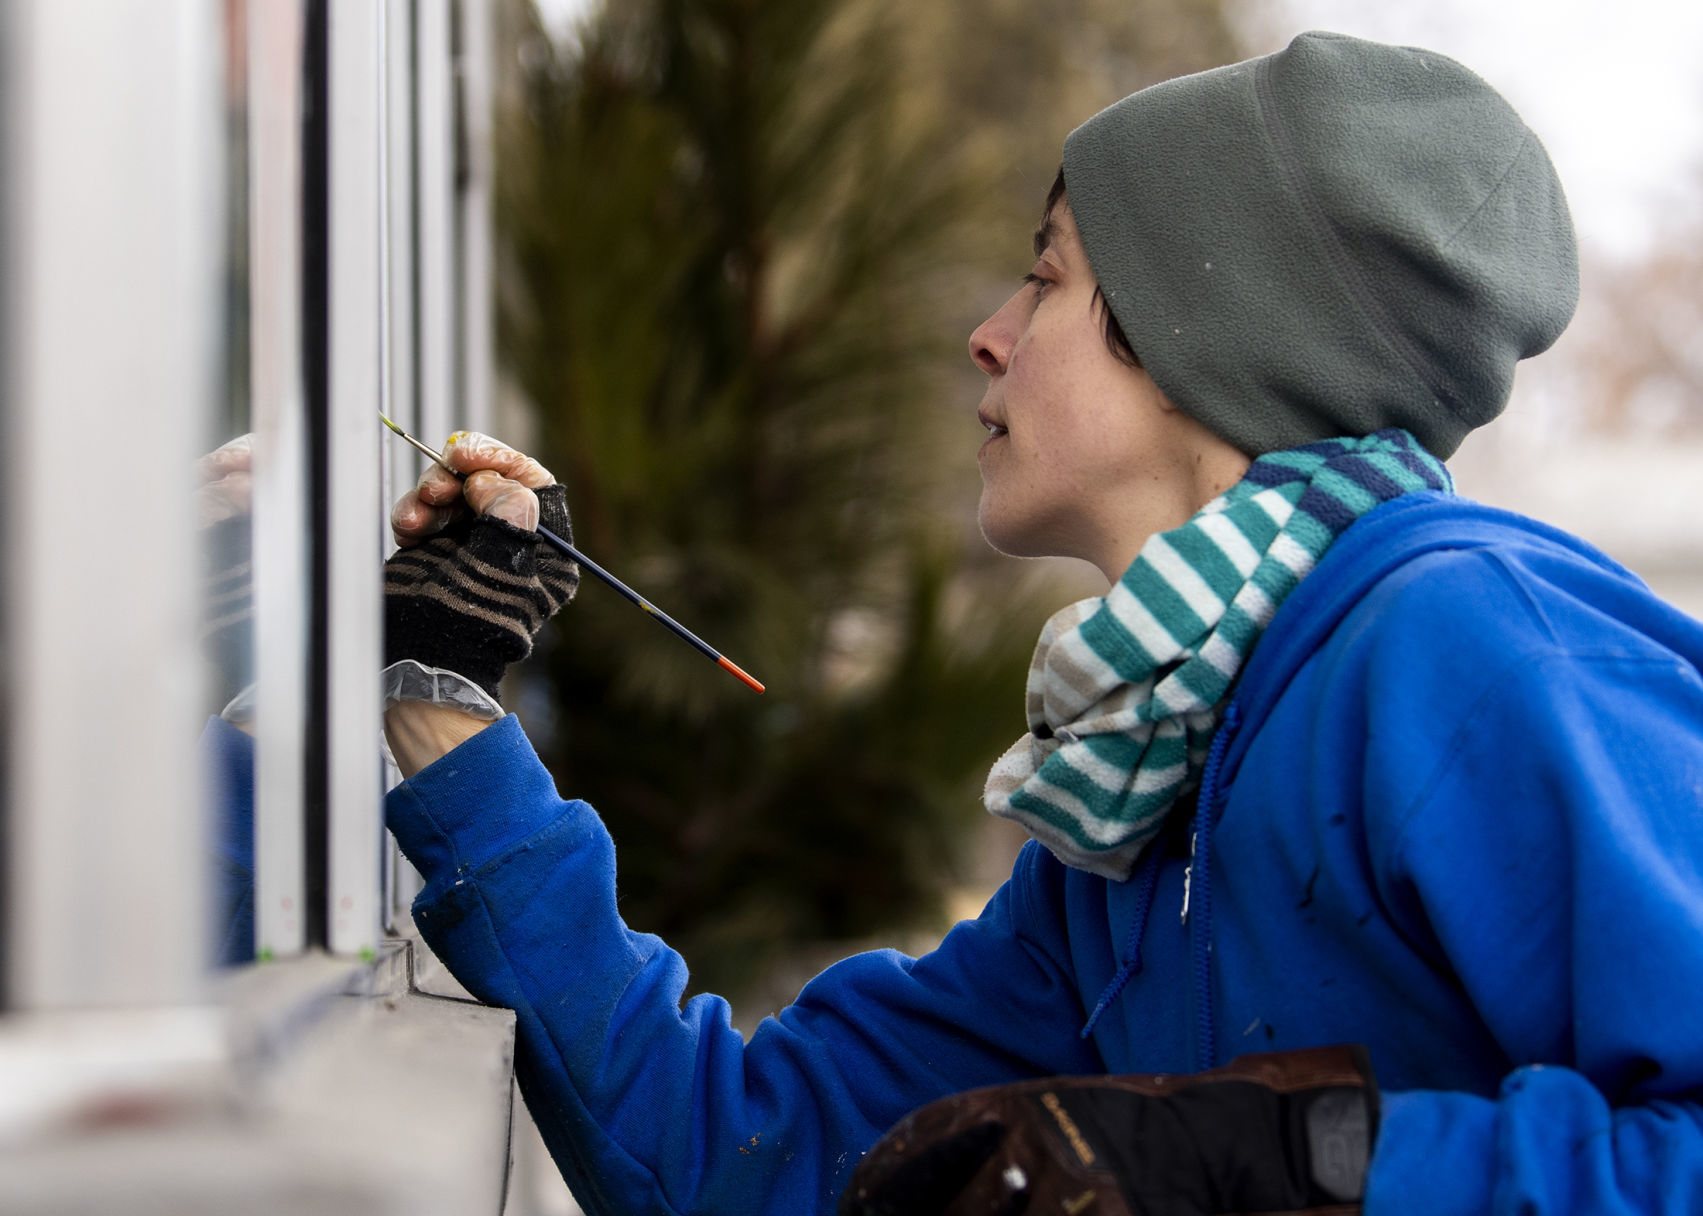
[1062,30,1578,459]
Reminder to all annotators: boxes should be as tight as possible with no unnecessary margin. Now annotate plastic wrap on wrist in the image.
[381,659,505,722]
[220,682,257,725]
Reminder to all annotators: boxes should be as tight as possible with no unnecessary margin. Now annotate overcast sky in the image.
[531,0,1703,259]
[1261,0,1703,259]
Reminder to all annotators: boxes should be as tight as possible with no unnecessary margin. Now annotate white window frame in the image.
[248,0,313,961]
[326,0,386,959]
[2,0,223,1010]
[0,9,525,1202]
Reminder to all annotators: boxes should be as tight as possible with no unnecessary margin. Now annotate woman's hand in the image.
[195,432,255,526]
[383,430,580,710]
[390,430,556,543]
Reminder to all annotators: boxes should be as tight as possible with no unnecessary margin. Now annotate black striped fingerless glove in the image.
[383,484,579,700]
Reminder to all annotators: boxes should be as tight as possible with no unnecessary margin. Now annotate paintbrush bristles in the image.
[381,413,456,472]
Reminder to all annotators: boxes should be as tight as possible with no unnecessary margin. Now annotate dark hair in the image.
[1041,168,1142,370]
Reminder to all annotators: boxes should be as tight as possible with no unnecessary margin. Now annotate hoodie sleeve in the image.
[384,715,1101,1216]
[1358,562,1703,1214]
[199,714,256,967]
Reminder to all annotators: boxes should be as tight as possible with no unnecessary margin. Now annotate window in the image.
[1,2,521,1205]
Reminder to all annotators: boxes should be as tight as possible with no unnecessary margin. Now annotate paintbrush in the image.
[381,412,764,694]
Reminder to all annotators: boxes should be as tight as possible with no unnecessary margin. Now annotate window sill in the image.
[0,938,518,1214]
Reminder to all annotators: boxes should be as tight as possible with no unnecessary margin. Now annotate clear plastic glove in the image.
[380,659,503,722]
[196,433,254,526]
[389,430,556,546]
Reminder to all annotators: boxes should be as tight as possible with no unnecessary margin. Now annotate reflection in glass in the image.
[199,0,258,968]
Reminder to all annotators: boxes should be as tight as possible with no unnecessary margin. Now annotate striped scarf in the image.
[984,429,1451,880]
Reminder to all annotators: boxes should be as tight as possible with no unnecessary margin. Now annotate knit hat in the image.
[1062,31,1578,460]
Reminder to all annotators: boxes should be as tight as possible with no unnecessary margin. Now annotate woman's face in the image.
[968,199,1244,582]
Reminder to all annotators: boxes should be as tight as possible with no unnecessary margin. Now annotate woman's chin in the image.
[977,501,1055,561]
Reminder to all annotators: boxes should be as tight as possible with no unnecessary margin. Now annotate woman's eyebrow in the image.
[1033,216,1062,258]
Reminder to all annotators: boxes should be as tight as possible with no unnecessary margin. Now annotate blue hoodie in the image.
[385,492,1703,1215]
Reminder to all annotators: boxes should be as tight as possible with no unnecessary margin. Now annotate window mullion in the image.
[248,0,311,961]
[325,0,386,958]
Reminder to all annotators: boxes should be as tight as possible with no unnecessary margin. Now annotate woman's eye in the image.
[1022,272,1050,293]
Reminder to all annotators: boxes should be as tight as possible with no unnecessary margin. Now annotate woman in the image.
[381,32,1703,1216]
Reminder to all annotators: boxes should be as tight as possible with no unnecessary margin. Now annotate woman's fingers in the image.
[194,434,257,526]
[392,471,538,544]
[440,431,556,489]
[390,430,552,544]
[415,461,465,506]
[391,487,464,547]
[463,469,540,531]
[196,433,254,483]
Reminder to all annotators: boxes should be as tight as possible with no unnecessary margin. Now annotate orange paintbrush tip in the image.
[717,655,765,695]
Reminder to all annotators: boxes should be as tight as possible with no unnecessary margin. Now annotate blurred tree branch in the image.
[1570,197,1703,435]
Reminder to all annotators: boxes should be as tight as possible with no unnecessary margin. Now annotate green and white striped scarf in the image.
[984,429,1451,880]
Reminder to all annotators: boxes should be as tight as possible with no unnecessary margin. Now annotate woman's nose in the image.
[968,294,1017,375]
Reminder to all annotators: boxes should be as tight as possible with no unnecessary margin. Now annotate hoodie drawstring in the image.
[1080,841,1164,1039]
[1187,700,1240,1071]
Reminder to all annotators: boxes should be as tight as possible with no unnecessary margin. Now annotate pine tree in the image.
[494,0,1241,999]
